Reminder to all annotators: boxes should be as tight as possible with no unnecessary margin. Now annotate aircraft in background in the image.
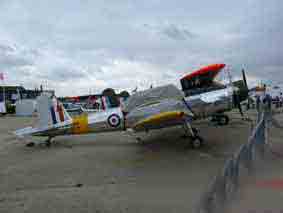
[14,64,249,148]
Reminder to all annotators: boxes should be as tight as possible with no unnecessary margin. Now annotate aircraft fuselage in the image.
[24,86,233,138]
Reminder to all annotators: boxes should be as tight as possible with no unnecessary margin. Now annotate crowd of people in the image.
[273,92,283,108]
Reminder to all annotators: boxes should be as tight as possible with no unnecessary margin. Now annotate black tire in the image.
[26,142,35,147]
[190,136,203,149]
[136,137,143,144]
[192,127,199,135]
[210,116,217,122]
[45,138,53,147]
[217,115,229,126]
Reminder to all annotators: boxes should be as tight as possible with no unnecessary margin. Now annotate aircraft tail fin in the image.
[37,94,71,128]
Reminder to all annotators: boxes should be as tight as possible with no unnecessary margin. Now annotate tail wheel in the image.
[136,137,142,143]
[192,127,199,135]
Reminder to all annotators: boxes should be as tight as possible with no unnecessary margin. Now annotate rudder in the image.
[37,94,71,128]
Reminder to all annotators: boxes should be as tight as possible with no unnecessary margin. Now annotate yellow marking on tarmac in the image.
[72,114,89,134]
[133,111,185,129]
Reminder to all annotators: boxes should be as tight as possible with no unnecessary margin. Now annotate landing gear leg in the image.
[45,137,53,147]
[25,137,54,147]
[183,122,204,149]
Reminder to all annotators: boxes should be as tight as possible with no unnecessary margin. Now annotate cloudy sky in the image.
[0,0,281,96]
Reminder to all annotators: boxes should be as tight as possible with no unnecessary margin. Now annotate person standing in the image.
[280,92,283,108]
[256,95,261,112]
[275,96,280,108]
[0,72,6,115]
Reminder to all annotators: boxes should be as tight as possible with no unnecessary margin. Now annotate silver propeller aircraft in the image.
[14,64,248,148]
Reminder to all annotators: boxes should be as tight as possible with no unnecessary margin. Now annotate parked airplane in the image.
[14,64,249,148]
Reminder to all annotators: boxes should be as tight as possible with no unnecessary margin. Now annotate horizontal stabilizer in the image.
[13,126,35,137]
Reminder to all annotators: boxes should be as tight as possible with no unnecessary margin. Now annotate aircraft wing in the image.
[13,126,38,138]
[132,110,193,132]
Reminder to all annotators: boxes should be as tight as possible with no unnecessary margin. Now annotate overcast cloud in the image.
[0,0,282,96]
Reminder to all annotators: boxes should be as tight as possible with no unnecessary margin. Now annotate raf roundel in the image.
[107,114,121,127]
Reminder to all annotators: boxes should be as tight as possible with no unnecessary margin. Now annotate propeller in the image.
[240,69,250,102]
[232,68,250,116]
[242,69,248,90]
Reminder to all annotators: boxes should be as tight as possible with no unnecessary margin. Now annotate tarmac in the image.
[0,110,283,213]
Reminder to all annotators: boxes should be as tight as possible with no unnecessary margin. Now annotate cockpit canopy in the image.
[123,84,183,113]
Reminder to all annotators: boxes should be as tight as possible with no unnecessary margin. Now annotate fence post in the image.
[260,121,266,157]
[236,144,249,172]
[197,175,223,213]
[197,183,216,213]
[246,141,254,174]
[223,159,237,196]
[264,112,269,146]
[232,154,240,189]
[214,174,227,211]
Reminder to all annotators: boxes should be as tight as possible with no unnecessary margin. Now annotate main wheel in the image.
[190,136,203,149]
[217,115,229,126]
[136,137,146,145]
[26,142,35,147]
[45,141,51,147]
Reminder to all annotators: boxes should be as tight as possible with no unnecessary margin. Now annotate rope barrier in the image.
[196,101,275,213]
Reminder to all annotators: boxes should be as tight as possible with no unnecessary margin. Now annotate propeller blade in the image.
[242,69,248,89]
